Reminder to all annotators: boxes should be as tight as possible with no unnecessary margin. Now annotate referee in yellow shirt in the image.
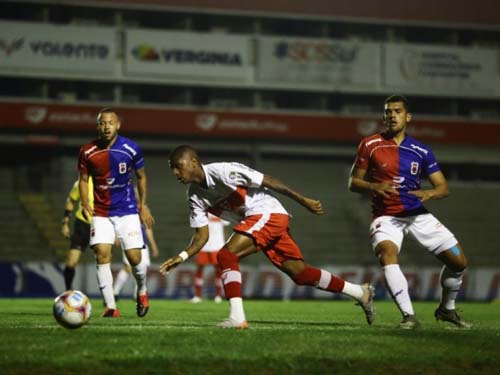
[61,177,93,290]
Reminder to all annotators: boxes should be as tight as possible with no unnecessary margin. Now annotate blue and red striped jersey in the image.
[78,135,144,217]
[354,133,440,218]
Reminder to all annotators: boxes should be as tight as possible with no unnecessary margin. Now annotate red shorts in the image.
[195,251,219,266]
[233,213,303,268]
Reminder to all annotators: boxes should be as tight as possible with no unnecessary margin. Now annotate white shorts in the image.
[90,214,144,250]
[122,245,151,267]
[369,213,458,255]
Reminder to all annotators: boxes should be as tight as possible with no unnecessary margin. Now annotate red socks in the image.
[217,249,345,297]
[292,265,345,293]
[194,268,203,298]
[217,248,242,299]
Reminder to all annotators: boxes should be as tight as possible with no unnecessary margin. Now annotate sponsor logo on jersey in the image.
[410,143,428,155]
[229,171,243,180]
[123,144,137,156]
[365,138,382,147]
[84,145,98,156]
[393,176,405,185]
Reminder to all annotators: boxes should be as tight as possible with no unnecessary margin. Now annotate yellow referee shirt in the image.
[69,177,94,224]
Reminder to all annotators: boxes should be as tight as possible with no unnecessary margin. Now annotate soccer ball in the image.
[53,290,92,329]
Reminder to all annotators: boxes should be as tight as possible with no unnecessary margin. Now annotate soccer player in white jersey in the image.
[160,145,375,329]
[349,95,471,329]
[190,214,228,303]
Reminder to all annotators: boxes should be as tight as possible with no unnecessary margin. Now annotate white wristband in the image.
[178,251,189,262]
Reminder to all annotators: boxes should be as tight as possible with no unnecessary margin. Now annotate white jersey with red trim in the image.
[187,162,288,228]
[201,214,229,252]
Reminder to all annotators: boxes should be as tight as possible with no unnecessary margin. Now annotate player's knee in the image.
[217,248,238,267]
[281,259,305,278]
[444,245,467,272]
[375,243,399,266]
[449,258,467,273]
[456,256,467,272]
[127,255,141,267]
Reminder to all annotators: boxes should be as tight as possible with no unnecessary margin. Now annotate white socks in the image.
[131,261,148,296]
[440,266,463,310]
[383,264,414,316]
[229,297,246,323]
[342,281,364,300]
[96,263,116,309]
[113,269,130,296]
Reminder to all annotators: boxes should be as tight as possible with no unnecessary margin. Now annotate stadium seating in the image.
[18,193,67,260]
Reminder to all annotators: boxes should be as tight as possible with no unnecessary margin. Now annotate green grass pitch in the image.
[1,298,499,374]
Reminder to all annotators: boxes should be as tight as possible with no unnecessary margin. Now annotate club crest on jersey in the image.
[119,162,127,174]
[393,176,405,184]
[229,171,243,180]
[411,162,419,175]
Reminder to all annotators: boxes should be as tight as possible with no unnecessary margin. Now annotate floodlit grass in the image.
[1,298,499,374]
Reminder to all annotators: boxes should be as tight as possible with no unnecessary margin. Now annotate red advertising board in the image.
[87,0,500,27]
[1,101,500,145]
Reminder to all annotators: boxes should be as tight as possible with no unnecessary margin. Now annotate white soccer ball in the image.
[53,290,92,329]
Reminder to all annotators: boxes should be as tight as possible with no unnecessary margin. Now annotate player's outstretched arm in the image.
[159,225,209,274]
[262,175,324,215]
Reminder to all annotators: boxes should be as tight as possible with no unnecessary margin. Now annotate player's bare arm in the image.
[348,165,397,198]
[135,167,155,228]
[159,225,209,274]
[262,175,324,214]
[145,227,160,258]
[409,170,449,202]
[78,173,93,221]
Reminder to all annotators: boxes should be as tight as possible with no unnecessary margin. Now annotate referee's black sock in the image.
[63,266,75,290]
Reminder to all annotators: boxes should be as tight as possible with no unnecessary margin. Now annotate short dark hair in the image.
[384,95,410,112]
[97,107,120,122]
[169,145,198,166]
